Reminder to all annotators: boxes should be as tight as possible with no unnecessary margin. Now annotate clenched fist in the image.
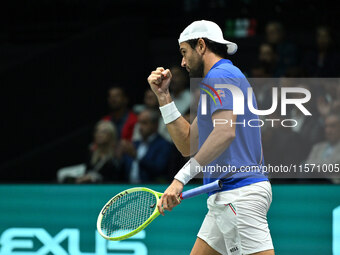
[147,67,172,99]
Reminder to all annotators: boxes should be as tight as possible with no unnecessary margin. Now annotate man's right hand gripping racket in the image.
[96,180,223,241]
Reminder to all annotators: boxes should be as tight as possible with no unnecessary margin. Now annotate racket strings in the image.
[101,191,156,238]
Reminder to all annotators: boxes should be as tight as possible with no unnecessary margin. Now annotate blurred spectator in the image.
[262,112,307,170]
[258,43,278,77]
[250,65,271,78]
[122,109,173,183]
[302,26,339,77]
[170,65,191,113]
[57,120,125,184]
[102,86,137,141]
[132,89,162,141]
[76,120,124,183]
[333,85,340,112]
[265,21,299,77]
[304,112,340,183]
[133,88,159,114]
[250,45,277,110]
[316,81,339,119]
[250,77,275,113]
[286,84,324,152]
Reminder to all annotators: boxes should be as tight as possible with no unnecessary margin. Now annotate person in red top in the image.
[102,86,137,141]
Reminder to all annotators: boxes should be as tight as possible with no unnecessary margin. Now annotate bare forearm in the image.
[166,116,191,156]
[157,92,172,106]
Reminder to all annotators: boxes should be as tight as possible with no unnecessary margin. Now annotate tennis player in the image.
[147,20,274,255]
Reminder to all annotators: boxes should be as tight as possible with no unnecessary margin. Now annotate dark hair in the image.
[186,38,229,59]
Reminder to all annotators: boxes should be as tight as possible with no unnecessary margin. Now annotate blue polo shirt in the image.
[197,59,268,195]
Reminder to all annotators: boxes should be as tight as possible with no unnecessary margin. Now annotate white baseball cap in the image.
[178,20,238,55]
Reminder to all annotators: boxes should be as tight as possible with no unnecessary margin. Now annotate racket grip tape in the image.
[180,180,223,200]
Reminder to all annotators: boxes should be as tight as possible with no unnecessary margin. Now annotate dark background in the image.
[0,0,339,182]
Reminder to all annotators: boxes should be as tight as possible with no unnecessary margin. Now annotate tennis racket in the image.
[97,180,222,241]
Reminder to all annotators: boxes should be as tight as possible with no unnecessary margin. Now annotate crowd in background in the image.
[58,21,340,185]
[249,22,338,78]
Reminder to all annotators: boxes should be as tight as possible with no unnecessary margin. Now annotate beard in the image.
[188,57,204,78]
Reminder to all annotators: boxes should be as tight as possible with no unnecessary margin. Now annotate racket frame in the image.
[97,180,222,241]
[97,187,162,241]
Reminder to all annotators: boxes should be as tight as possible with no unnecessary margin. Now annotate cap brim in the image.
[212,38,237,55]
[226,42,238,55]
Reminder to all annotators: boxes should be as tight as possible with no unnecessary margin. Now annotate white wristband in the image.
[174,158,201,185]
[159,101,181,124]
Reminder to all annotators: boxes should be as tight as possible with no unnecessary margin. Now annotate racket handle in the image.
[180,180,223,200]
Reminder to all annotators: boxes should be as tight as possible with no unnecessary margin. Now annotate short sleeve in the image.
[202,70,241,115]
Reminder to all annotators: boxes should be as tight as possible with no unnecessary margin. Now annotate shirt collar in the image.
[210,58,232,70]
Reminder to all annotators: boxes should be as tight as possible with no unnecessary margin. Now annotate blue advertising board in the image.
[0,184,339,255]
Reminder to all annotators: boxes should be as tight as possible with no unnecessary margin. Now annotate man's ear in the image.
[197,38,206,55]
